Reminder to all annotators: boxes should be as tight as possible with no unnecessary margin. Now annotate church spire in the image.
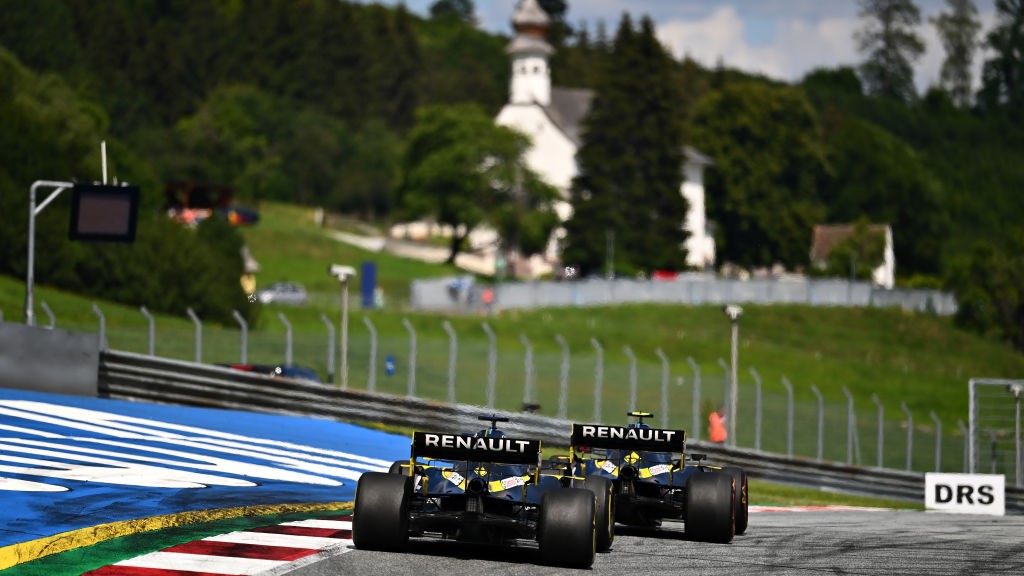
[507,0,553,106]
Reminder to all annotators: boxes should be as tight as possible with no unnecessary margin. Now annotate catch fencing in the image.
[4,298,1004,486]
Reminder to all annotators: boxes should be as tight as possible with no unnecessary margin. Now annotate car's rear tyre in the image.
[582,476,615,551]
[723,466,748,535]
[353,472,411,551]
[538,488,596,567]
[685,472,735,543]
[388,460,408,475]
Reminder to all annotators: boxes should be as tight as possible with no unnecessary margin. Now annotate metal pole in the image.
[591,338,604,422]
[91,303,106,350]
[623,345,637,413]
[656,348,669,429]
[781,376,794,458]
[969,379,977,473]
[483,322,497,409]
[750,367,762,451]
[930,411,942,472]
[25,180,73,326]
[520,334,534,408]
[810,384,824,461]
[555,334,570,419]
[40,301,55,329]
[232,309,248,365]
[688,357,701,441]
[185,307,201,363]
[729,317,739,447]
[340,279,350,389]
[363,316,377,392]
[141,306,156,357]
[442,320,457,404]
[717,356,729,411]
[957,420,968,473]
[402,318,417,398]
[320,314,335,384]
[871,393,884,468]
[1014,386,1022,487]
[901,402,913,471]
[842,386,855,465]
[277,312,292,366]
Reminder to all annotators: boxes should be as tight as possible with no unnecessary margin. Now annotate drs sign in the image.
[925,473,1005,516]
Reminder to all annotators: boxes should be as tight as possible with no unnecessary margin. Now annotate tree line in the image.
[0,0,1022,351]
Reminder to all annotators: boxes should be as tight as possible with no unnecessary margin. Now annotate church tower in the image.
[507,0,553,106]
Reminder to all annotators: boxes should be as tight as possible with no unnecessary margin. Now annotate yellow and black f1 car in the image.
[353,415,605,567]
[557,410,748,542]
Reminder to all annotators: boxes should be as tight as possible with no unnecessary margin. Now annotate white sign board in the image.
[925,473,1005,516]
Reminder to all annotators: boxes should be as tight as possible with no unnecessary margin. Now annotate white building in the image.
[494,0,716,272]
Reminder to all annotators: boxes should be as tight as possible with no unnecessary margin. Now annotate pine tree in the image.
[932,0,981,108]
[979,0,1024,113]
[855,0,925,102]
[562,15,688,275]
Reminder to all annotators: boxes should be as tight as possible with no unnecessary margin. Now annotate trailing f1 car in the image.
[560,411,748,543]
[353,415,601,567]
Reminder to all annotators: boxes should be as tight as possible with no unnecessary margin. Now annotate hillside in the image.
[4,202,1022,471]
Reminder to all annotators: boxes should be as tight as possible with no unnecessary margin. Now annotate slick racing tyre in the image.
[582,476,616,552]
[353,472,411,551]
[684,472,735,543]
[388,460,408,475]
[723,466,748,535]
[538,488,596,568]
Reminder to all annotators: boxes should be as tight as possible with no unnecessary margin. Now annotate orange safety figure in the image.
[708,406,727,443]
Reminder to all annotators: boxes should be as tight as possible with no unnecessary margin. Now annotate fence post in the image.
[483,322,497,409]
[555,334,570,419]
[957,419,968,472]
[520,334,534,409]
[901,402,914,471]
[91,302,107,350]
[778,377,794,457]
[655,348,669,429]
[185,307,201,363]
[591,338,604,422]
[277,311,293,366]
[40,301,55,329]
[624,345,637,413]
[687,357,701,441]
[841,386,855,465]
[232,310,248,365]
[810,384,824,461]
[363,316,377,392]
[442,320,457,404]
[402,318,417,398]
[750,367,762,451]
[320,314,335,384]
[871,393,884,468]
[930,411,942,472]
[140,306,156,357]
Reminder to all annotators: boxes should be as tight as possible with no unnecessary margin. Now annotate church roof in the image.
[513,0,550,28]
[506,34,554,56]
[810,223,891,262]
[545,87,594,146]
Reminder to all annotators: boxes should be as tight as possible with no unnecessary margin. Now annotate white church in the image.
[494,0,716,276]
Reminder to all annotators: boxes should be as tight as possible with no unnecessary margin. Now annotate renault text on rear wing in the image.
[412,432,542,465]
[571,424,686,452]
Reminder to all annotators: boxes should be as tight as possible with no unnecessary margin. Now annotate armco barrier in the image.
[98,349,1022,513]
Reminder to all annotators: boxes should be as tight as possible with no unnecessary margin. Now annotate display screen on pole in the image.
[69,184,140,242]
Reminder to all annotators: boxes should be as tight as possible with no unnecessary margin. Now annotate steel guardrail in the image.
[98,349,1023,513]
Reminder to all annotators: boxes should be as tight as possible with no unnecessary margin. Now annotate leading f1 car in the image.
[352,415,600,567]
[560,411,748,542]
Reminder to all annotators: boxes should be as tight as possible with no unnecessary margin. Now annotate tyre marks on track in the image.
[83,518,353,576]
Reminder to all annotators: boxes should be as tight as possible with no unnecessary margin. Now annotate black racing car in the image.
[557,410,748,542]
[353,415,605,567]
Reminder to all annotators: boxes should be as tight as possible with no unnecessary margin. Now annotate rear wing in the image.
[411,432,542,466]
[570,424,686,453]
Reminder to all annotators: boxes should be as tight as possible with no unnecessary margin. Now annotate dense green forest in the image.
[0,0,1022,350]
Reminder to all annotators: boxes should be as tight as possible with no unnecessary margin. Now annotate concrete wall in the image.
[0,322,99,397]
